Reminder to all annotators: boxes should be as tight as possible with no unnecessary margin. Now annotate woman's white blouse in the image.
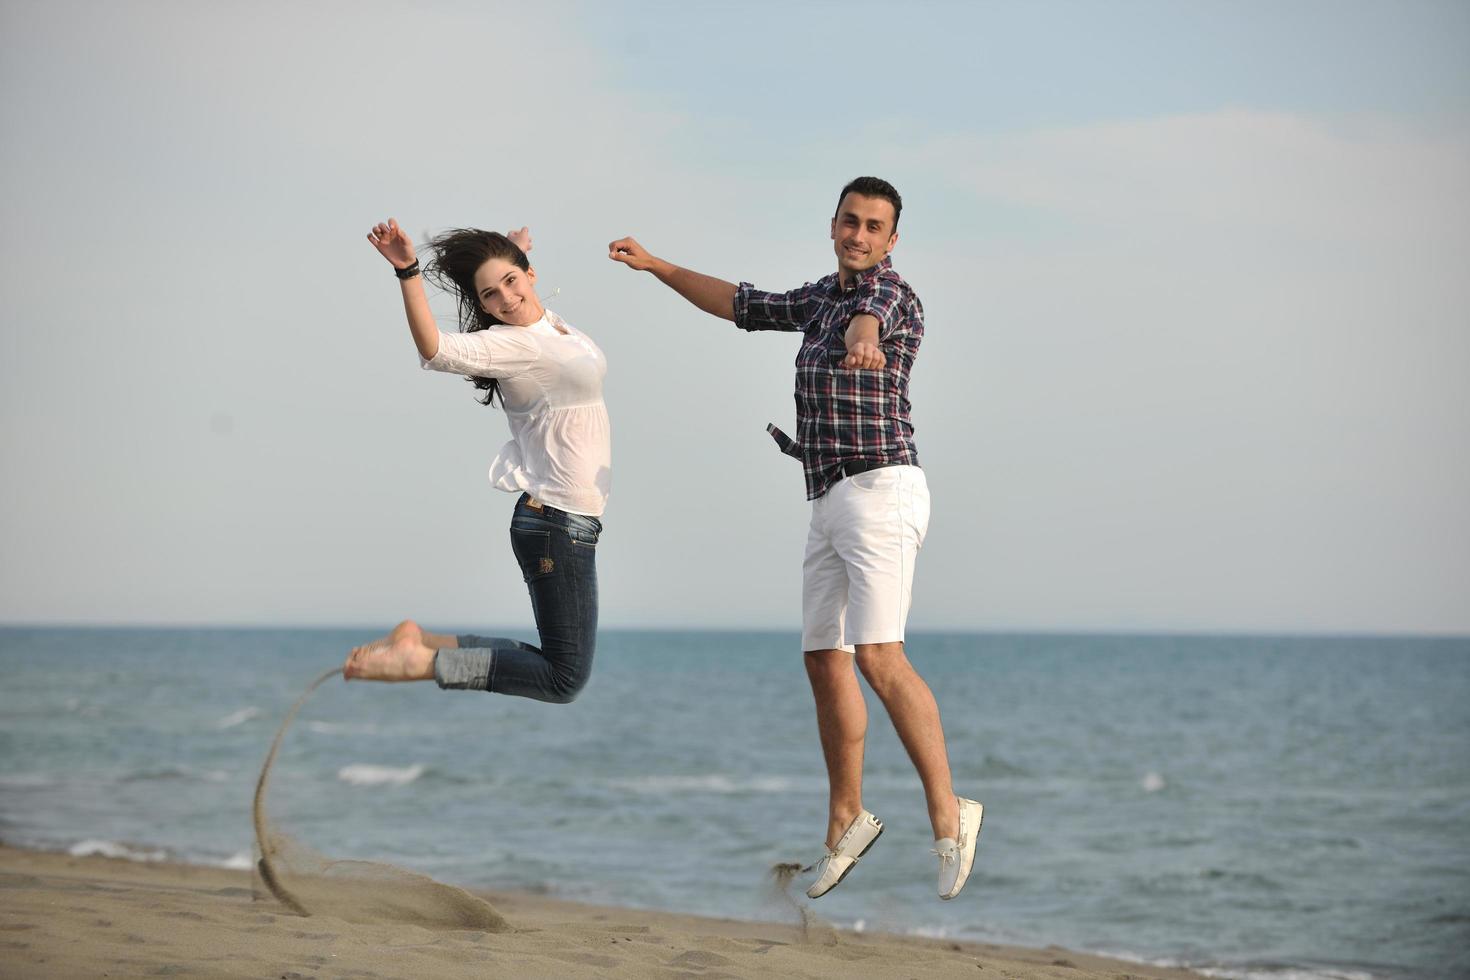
[421,309,610,516]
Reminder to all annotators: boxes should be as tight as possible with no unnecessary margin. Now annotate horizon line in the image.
[1,621,1465,642]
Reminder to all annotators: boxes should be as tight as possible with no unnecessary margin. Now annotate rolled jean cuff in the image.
[433,648,492,690]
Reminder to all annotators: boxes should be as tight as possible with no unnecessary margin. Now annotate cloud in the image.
[3,4,1466,632]
[880,109,1470,632]
[0,2,809,628]
[904,109,1470,244]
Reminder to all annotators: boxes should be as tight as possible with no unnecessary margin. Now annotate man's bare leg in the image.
[855,640,960,841]
[343,619,446,681]
[805,649,869,849]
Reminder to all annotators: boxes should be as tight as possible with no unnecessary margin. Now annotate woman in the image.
[343,219,609,703]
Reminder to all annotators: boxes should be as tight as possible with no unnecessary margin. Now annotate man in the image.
[608,176,982,901]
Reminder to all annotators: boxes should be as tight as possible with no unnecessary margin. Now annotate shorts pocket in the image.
[901,469,930,546]
[848,466,901,493]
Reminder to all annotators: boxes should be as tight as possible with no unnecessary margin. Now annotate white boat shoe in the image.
[934,797,983,900]
[806,809,884,899]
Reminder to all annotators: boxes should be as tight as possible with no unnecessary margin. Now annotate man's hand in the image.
[607,239,737,321]
[366,218,417,270]
[507,226,532,253]
[841,341,886,370]
[608,236,660,272]
[842,313,887,370]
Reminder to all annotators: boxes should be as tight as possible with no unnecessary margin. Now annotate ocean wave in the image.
[337,763,425,787]
[1129,868,1287,896]
[306,720,379,736]
[1308,836,1364,850]
[1197,868,1286,891]
[219,851,253,871]
[607,774,798,795]
[961,754,1030,779]
[68,839,168,862]
[216,707,260,729]
[1197,965,1380,980]
[0,773,61,789]
[120,767,230,784]
[1097,949,1380,980]
[62,698,103,717]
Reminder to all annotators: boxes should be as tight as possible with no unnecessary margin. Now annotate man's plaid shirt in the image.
[733,256,923,500]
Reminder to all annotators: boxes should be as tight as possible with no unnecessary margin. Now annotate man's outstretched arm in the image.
[608,237,737,322]
[842,313,886,370]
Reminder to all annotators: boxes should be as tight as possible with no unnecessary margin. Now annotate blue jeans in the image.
[433,494,601,703]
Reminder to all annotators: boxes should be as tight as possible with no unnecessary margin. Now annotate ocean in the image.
[1,627,1466,979]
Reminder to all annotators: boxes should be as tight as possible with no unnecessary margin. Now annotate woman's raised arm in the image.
[367,217,439,361]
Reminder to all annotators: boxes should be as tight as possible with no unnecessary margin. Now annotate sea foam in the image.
[217,707,260,729]
[1198,966,1378,980]
[610,773,796,794]
[1100,950,1379,980]
[337,764,425,786]
[306,720,378,736]
[68,839,167,862]
[220,851,253,870]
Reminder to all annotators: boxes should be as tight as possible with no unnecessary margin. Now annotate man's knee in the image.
[805,648,852,679]
[855,641,907,690]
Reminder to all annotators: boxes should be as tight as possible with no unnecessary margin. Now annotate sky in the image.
[1,0,1466,634]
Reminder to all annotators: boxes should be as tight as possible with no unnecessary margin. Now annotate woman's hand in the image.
[366,218,418,270]
[507,226,532,253]
[367,218,438,358]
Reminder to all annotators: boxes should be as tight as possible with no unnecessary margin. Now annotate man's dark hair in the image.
[835,176,902,231]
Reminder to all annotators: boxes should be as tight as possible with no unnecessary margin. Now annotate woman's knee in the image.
[544,656,592,703]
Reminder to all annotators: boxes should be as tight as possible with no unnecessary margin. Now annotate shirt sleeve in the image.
[420,328,539,379]
[733,281,819,333]
[850,273,910,342]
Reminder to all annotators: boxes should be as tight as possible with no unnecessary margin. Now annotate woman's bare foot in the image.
[343,620,437,682]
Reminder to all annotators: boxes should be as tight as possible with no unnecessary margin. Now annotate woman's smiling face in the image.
[474,257,543,326]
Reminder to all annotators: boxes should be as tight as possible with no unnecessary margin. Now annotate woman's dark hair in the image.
[422,228,531,407]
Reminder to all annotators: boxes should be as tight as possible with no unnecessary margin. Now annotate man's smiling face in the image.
[830,192,898,283]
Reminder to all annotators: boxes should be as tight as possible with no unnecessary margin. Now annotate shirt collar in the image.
[833,255,893,294]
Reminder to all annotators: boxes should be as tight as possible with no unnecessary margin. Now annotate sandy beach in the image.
[0,844,1206,980]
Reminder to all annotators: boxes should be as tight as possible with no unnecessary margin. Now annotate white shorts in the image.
[802,464,930,652]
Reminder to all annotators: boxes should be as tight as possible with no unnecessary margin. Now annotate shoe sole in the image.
[809,818,884,899]
[940,801,983,901]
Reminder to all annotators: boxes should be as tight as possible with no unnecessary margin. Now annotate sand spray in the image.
[254,666,829,940]
[252,666,510,932]
[767,862,837,944]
